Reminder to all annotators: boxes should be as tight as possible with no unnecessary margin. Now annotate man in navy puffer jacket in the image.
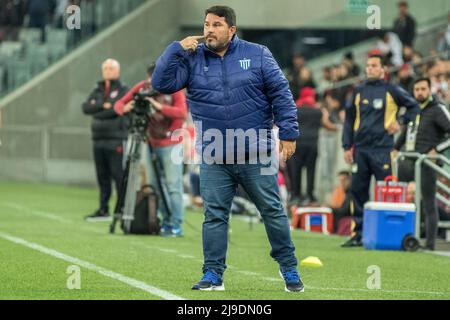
[153,6,303,293]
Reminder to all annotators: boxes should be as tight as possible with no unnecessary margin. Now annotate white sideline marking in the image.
[2,203,448,297]
[178,254,196,259]
[158,248,178,254]
[427,251,450,258]
[0,232,184,300]
[2,202,106,235]
[133,243,448,296]
[262,277,283,282]
[304,285,446,296]
[4,202,72,224]
[236,270,260,276]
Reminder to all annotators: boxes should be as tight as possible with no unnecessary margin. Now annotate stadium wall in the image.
[0,0,180,185]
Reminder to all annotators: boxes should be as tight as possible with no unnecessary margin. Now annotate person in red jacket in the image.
[114,65,188,237]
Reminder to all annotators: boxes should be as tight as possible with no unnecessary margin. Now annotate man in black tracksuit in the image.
[342,55,419,247]
[27,0,55,43]
[288,86,335,205]
[82,59,129,220]
[393,1,416,47]
[393,77,450,250]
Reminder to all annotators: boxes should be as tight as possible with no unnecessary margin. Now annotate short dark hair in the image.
[368,54,383,61]
[398,1,408,8]
[344,51,354,61]
[324,90,339,101]
[205,6,236,27]
[293,52,305,59]
[413,77,431,88]
[368,54,384,65]
[338,170,351,177]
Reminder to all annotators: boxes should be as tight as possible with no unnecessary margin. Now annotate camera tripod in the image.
[109,111,173,234]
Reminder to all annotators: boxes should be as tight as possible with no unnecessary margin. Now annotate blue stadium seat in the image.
[6,58,31,90]
[18,28,42,45]
[0,41,23,57]
[0,65,5,94]
[27,45,50,76]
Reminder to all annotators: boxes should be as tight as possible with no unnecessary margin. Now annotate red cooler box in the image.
[291,207,333,235]
[374,176,408,203]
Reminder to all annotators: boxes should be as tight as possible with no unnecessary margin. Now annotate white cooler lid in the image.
[296,207,332,214]
[364,202,416,212]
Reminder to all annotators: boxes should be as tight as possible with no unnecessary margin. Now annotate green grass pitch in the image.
[1,181,450,300]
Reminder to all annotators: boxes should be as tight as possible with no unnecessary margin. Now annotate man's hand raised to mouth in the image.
[180,35,205,51]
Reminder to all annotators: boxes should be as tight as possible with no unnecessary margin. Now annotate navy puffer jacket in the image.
[153,35,299,161]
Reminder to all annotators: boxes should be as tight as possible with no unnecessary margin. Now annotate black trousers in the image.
[286,144,318,200]
[93,140,125,212]
[398,158,439,249]
[351,149,392,233]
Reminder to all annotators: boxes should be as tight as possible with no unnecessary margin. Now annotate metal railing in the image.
[395,152,450,240]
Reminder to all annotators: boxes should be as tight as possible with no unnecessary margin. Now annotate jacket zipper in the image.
[221,57,230,120]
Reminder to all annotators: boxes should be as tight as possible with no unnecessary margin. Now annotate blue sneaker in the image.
[192,271,225,291]
[160,224,172,237]
[171,226,184,237]
[279,268,305,292]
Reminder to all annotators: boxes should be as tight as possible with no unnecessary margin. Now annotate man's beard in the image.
[416,96,427,103]
[205,38,230,53]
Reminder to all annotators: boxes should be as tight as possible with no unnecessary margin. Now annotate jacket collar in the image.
[421,95,442,111]
[201,34,239,57]
[98,79,121,88]
[365,79,385,86]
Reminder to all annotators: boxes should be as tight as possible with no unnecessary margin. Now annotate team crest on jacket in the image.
[373,99,383,110]
[239,58,251,70]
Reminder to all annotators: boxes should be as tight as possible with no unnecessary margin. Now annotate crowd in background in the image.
[279,3,450,235]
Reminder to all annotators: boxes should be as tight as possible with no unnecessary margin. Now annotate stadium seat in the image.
[18,28,42,45]
[26,45,50,76]
[6,58,31,90]
[0,65,5,94]
[45,29,69,62]
[47,42,67,63]
[95,0,109,30]
[80,0,95,39]
[0,55,7,93]
[0,55,7,68]
[0,41,23,57]
[0,0,146,96]
[113,1,129,20]
[128,0,143,11]
[47,29,69,50]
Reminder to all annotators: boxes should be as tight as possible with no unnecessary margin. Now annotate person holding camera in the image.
[114,65,188,237]
[82,59,129,221]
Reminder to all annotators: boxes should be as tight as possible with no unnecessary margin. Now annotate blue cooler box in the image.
[363,202,416,250]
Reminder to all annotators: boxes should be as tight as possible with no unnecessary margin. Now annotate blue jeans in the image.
[200,162,298,276]
[146,144,184,228]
